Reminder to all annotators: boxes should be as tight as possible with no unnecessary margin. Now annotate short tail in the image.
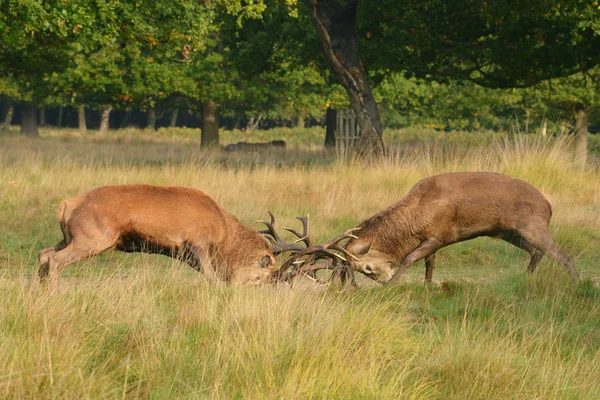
[57,194,85,244]
[540,191,555,214]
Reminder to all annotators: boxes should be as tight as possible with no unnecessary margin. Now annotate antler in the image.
[257,211,309,255]
[274,227,361,282]
[258,212,362,286]
[283,216,313,247]
[294,227,361,264]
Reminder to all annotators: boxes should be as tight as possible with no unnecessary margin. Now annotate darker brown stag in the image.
[38,184,276,287]
[342,172,579,283]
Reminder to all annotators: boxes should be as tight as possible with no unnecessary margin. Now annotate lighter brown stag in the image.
[38,185,276,287]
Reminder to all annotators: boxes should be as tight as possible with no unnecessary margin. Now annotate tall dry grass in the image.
[0,129,599,398]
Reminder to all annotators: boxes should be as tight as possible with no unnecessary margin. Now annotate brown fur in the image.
[345,172,578,283]
[38,184,276,286]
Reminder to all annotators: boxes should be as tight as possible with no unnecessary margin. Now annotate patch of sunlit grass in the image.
[0,128,599,398]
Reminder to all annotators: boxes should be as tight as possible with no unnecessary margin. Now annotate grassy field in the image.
[1,126,599,399]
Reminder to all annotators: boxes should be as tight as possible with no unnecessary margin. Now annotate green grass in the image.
[1,126,599,398]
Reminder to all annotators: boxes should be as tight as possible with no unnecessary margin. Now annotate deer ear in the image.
[259,255,272,268]
[348,241,371,257]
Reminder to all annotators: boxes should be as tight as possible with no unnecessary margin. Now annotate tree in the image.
[534,69,599,167]
[0,76,20,131]
[201,1,333,143]
[308,0,384,156]
[360,0,600,87]
[0,0,215,135]
[304,0,600,156]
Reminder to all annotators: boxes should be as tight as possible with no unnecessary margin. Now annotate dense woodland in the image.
[1,1,599,161]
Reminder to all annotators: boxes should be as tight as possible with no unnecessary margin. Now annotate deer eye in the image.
[259,255,272,268]
[364,265,373,274]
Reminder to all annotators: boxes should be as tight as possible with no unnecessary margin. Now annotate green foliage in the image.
[373,68,600,131]
[360,0,600,88]
[543,67,600,116]
[0,0,216,107]
[374,74,521,130]
[1,0,599,137]
[217,1,337,123]
[0,75,22,102]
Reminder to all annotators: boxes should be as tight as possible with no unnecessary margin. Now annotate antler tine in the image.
[284,257,357,288]
[283,216,313,247]
[257,211,308,255]
[320,227,361,248]
[292,250,347,265]
[274,226,362,278]
[310,227,361,262]
[288,259,337,281]
[274,255,334,282]
[256,210,281,241]
[302,227,360,262]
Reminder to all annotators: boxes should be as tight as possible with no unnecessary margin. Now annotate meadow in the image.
[0,126,599,399]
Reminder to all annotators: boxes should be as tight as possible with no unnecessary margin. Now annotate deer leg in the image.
[188,245,222,282]
[46,239,116,287]
[500,234,543,274]
[177,244,202,271]
[424,253,436,283]
[518,229,579,280]
[388,239,443,284]
[38,241,68,281]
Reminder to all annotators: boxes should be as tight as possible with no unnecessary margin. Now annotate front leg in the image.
[424,253,436,283]
[185,244,224,283]
[388,239,443,284]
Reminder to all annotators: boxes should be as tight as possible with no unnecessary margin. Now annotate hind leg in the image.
[39,217,72,282]
[517,228,578,280]
[500,234,543,274]
[46,239,116,288]
[39,241,68,281]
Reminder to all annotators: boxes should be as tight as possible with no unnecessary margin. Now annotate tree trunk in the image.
[78,105,87,134]
[3,104,14,130]
[573,105,589,169]
[325,108,336,148]
[120,111,131,129]
[247,115,262,132]
[147,108,157,130]
[57,105,64,128]
[247,116,256,132]
[39,106,46,127]
[540,118,547,137]
[21,104,39,137]
[309,0,384,157]
[201,99,219,148]
[296,114,305,128]
[99,106,112,134]
[169,108,179,127]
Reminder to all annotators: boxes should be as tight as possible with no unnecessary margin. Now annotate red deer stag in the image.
[341,172,579,283]
[272,172,579,285]
[38,184,277,286]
